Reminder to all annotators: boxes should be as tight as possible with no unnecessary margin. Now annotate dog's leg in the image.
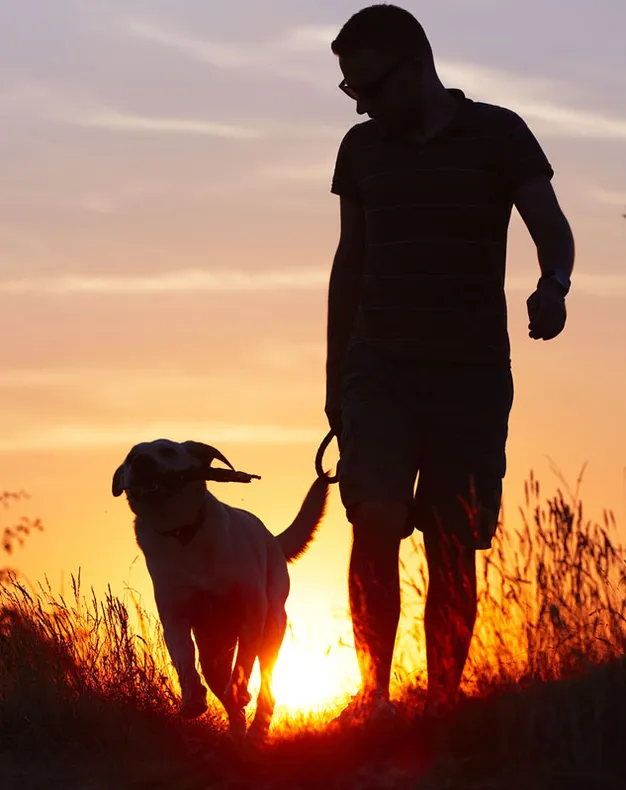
[157,599,207,718]
[224,601,266,715]
[195,630,246,739]
[247,606,287,742]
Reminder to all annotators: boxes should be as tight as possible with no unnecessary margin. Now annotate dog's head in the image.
[112,439,243,508]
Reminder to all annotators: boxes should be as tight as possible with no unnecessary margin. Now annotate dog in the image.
[112,438,328,741]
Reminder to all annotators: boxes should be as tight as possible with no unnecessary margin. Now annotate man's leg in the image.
[335,344,418,721]
[418,364,512,714]
[423,526,477,714]
[348,499,408,698]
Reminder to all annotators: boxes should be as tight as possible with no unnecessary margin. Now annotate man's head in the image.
[331,4,436,124]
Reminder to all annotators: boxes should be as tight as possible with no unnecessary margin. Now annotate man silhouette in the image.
[324,4,574,725]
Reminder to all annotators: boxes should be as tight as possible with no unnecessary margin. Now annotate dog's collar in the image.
[160,500,207,546]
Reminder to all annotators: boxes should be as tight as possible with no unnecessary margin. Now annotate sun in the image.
[248,628,361,721]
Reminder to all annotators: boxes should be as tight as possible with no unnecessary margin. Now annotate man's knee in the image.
[424,527,477,591]
[349,499,410,546]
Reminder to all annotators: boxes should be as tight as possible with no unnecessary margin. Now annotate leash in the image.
[315,429,339,484]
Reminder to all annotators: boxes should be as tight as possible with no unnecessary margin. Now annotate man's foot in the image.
[180,686,208,719]
[329,689,398,731]
[418,692,459,761]
[423,690,458,722]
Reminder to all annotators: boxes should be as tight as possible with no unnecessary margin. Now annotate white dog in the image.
[112,438,328,741]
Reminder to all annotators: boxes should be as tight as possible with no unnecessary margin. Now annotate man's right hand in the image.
[526,278,567,340]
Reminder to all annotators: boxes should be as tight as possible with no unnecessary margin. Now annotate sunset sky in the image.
[1,0,625,703]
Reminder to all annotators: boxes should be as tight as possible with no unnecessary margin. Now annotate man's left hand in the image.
[526,279,567,340]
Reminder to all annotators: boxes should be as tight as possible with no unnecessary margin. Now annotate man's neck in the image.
[396,81,459,142]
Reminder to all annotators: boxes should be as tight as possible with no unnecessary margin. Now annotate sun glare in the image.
[248,630,361,721]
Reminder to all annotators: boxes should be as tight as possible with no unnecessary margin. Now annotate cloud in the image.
[255,341,324,370]
[507,271,626,298]
[281,25,337,52]
[563,273,626,298]
[509,101,626,141]
[118,17,333,87]
[0,81,269,142]
[0,267,329,296]
[0,421,321,453]
[75,111,340,142]
[119,16,626,143]
[587,187,626,208]
[0,81,111,137]
[439,59,626,141]
[118,17,626,144]
[258,161,333,184]
[0,81,90,122]
[78,194,119,214]
[7,20,625,146]
[121,18,337,65]
[0,349,324,391]
[0,80,261,141]
[77,110,262,139]
[121,18,257,69]
[265,122,343,140]
[1,266,622,300]
[0,368,199,390]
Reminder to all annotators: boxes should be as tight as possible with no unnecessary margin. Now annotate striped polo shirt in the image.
[331,89,554,365]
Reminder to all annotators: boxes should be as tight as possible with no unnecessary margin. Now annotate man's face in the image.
[338,49,421,124]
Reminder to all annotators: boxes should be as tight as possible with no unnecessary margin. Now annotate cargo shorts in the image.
[337,344,514,550]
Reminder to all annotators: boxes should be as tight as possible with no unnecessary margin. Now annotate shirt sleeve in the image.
[498,111,554,198]
[330,128,361,200]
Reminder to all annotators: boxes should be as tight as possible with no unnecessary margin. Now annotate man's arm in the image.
[513,175,575,280]
[513,175,575,340]
[325,195,365,432]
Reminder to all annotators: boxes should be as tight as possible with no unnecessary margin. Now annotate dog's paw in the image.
[180,687,208,719]
[246,715,271,746]
[224,679,252,710]
[227,709,247,742]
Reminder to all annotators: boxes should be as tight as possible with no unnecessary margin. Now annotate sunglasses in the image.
[338,59,409,101]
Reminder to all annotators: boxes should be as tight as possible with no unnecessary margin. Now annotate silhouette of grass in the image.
[1,490,43,584]
[0,473,625,789]
[399,470,626,693]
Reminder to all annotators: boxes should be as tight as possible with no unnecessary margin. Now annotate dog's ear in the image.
[182,441,236,471]
[112,465,126,497]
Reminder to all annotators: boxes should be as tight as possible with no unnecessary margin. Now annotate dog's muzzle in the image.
[128,456,204,499]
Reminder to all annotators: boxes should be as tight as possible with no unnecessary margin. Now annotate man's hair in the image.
[331,4,433,61]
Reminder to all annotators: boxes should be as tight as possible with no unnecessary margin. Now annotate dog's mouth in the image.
[128,468,202,500]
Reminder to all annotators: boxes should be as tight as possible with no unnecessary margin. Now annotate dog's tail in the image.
[276,477,329,563]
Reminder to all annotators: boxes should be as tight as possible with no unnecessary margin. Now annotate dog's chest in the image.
[139,529,234,596]
[185,588,244,637]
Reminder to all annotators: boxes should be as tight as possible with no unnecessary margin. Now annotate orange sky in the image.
[1,0,625,705]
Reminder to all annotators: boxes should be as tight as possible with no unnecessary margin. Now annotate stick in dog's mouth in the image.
[128,466,261,499]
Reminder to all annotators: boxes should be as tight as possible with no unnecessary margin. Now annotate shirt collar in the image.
[377,88,470,142]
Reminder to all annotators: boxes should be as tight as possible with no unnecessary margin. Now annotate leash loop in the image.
[315,430,339,484]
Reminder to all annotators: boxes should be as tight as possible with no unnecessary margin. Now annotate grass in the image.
[0,473,625,789]
[1,490,43,584]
